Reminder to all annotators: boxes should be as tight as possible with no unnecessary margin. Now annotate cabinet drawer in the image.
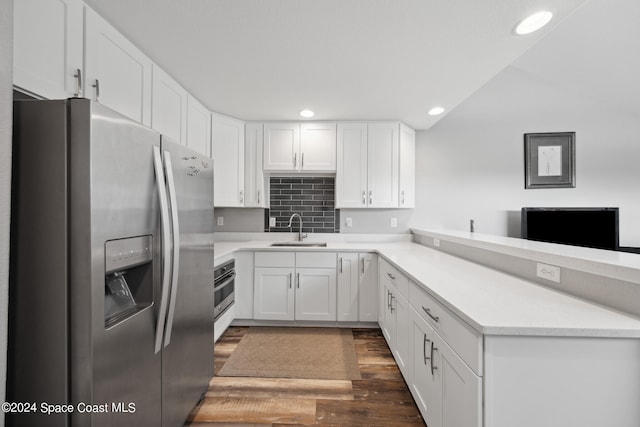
[255,251,295,267]
[409,281,483,375]
[379,257,408,298]
[296,252,336,268]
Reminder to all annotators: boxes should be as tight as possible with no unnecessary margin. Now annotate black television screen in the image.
[521,207,619,250]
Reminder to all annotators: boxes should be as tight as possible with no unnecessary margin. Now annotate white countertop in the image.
[214,239,640,338]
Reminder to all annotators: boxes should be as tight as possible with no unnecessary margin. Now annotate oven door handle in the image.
[214,272,236,292]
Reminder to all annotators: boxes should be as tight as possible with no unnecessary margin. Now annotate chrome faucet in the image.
[288,213,307,242]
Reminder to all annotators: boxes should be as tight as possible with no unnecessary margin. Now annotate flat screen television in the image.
[521,207,619,251]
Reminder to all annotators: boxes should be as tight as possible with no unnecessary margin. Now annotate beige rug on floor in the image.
[218,327,362,380]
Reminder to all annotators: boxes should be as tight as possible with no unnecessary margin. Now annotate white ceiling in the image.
[83,0,587,129]
[511,0,640,119]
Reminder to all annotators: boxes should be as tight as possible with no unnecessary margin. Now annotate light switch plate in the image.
[390,218,398,227]
[433,238,440,247]
[269,217,276,227]
[536,262,561,283]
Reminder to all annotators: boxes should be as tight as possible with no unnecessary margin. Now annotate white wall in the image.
[0,0,13,423]
[411,64,640,245]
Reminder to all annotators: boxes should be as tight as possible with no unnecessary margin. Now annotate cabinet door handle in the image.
[423,333,431,365]
[301,152,304,168]
[92,79,100,102]
[74,68,83,97]
[386,272,396,280]
[289,273,292,289]
[361,257,365,274]
[339,257,343,273]
[430,341,438,375]
[389,294,395,313]
[257,189,261,204]
[401,190,405,205]
[422,306,440,323]
[362,190,366,205]
[297,272,300,289]
[293,152,297,168]
[239,190,244,203]
[369,190,373,204]
[387,290,391,310]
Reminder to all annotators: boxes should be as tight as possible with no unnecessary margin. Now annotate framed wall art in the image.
[524,132,575,189]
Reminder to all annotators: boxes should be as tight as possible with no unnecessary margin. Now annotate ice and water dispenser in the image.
[104,236,154,327]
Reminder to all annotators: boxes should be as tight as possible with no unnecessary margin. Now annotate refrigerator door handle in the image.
[153,146,172,354]
[163,151,181,348]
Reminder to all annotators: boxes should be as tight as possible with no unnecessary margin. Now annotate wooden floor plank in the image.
[190,396,316,424]
[207,377,354,401]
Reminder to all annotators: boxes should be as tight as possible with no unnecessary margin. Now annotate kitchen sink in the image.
[270,242,328,247]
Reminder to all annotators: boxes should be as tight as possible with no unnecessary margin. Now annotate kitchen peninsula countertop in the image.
[213,236,640,339]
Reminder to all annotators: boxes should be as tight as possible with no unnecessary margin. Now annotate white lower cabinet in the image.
[379,259,411,379]
[358,253,378,322]
[233,251,254,319]
[337,253,359,322]
[411,307,481,427]
[254,266,295,320]
[295,268,337,321]
[253,252,336,321]
[337,252,378,323]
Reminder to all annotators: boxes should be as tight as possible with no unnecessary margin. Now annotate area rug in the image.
[218,327,361,380]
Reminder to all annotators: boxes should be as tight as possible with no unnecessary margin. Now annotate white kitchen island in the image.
[213,232,640,427]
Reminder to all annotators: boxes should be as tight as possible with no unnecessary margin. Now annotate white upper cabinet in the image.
[399,123,416,208]
[337,122,402,208]
[368,123,399,208]
[245,123,266,208]
[151,65,187,144]
[300,123,337,171]
[13,0,83,99]
[337,123,369,208]
[263,123,336,172]
[211,113,245,207]
[84,7,153,126]
[186,95,212,157]
[263,123,300,171]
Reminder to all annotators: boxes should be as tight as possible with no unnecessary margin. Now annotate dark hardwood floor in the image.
[187,326,426,426]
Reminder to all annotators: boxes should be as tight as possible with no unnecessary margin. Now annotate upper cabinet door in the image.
[186,95,212,157]
[336,123,368,208]
[245,123,265,208]
[84,7,152,126]
[13,0,83,99]
[263,123,300,171]
[399,123,416,208]
[300,123,337,172]
[151,65,187,145]
[211,113,245,207]
[367,123,399,208]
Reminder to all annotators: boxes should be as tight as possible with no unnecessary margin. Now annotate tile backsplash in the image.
[267,177,339,233]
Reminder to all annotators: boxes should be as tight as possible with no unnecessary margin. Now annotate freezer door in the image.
[68,99,163,427]
[160,137,215,427]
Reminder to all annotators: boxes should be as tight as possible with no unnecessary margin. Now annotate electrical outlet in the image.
[390,218,398,228]
[269,217,276,227]
[217,216,224,226]
[536,263,561,283]
[433,238,440,247]
[345,217,353,227]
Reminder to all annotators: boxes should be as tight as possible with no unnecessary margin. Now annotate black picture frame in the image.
[524,132,575,189]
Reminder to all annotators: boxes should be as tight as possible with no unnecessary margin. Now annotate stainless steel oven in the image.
[214,259,235,321]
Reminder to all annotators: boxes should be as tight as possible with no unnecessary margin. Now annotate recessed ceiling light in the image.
[299,109,314,118]
[428,107,445,116]
[515,11,553,35]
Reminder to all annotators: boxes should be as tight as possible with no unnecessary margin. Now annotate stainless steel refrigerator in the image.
[8,98,215,426]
